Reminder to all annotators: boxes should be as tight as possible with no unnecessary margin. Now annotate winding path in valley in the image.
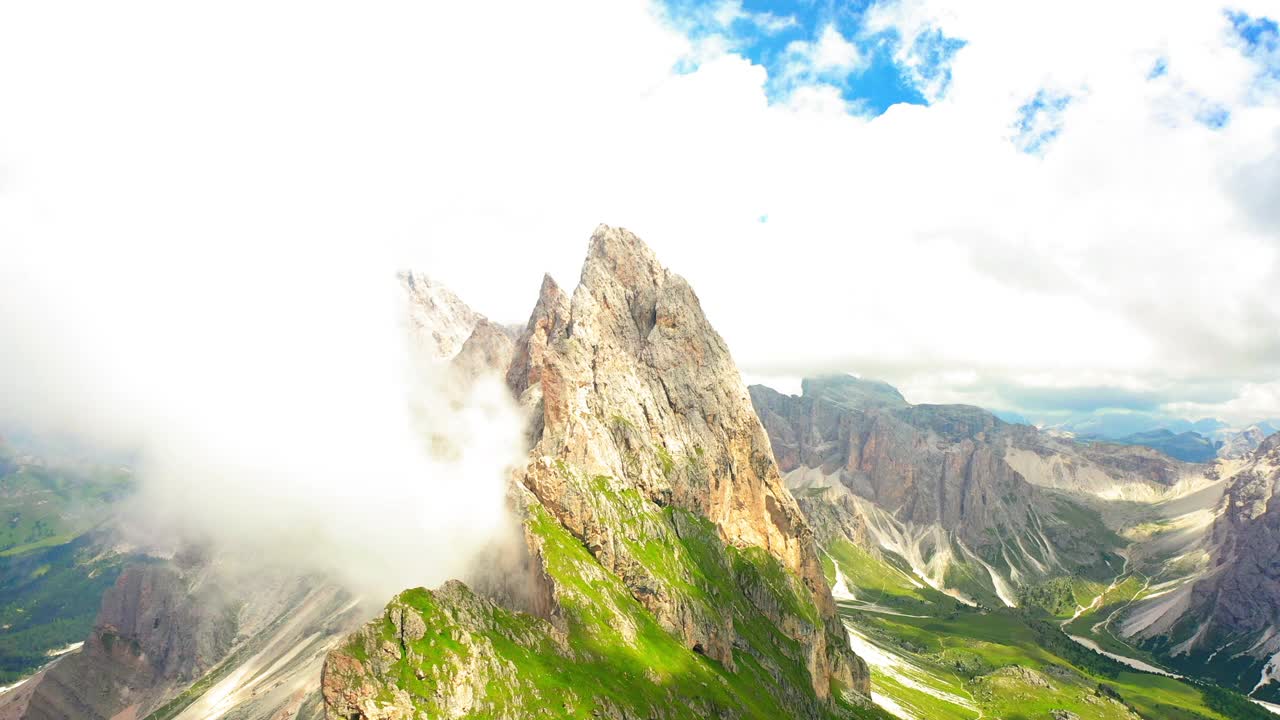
[1058,554,1184,678]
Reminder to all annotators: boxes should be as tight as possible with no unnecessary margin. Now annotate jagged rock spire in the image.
[508,224,864,697]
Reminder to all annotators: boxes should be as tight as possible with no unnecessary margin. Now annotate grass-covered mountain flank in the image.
[822,536,1272,720]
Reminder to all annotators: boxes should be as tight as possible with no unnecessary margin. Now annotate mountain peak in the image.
[536,271,561,297]
[582,224,666,291]
[399,271,481,361]
[801,374,909,410]
[323,226,871,716]
[587,223,656,260]
[1257,429,1280,457]
[506,272,570,399]
[508,225,867,697]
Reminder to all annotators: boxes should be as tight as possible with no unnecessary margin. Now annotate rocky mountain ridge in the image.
[1124,432,1280,703]
[0,553,364,720]
[321,226,875,719]
[749,375,1217,608]
[752,373,1280,712]
[400,271,482,362]
[1034,412,1277,463]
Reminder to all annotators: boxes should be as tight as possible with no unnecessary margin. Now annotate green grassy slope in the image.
[0,456,133,557]
[0,452,137,682]
[824,539,1271,720]
[328,492,894,719]
[0,535,137,684]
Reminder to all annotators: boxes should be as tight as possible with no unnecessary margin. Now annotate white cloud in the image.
[812,24,864,71]
[753,11,800,34]
[712,0,740,27]
[1165,380,1280,426]
[0,0,1277,482]
[783,23,865,80]
[712,0,797,34]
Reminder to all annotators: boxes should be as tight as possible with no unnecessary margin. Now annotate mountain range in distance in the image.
[987,410,1277,464]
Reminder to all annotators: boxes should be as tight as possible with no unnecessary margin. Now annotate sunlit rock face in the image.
[749,376,1204,607]
[1137,433,1280,700]
[322,226,871,720]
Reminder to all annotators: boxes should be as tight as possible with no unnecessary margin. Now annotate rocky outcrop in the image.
[1204,433,1280,634]
[1139,433,1280,700]
[506,274,570,400]
[1217,425,1269,459]
[504,275,571,446]
[451,317,517,380]
[751,376,1129,605]
[323,226,870,719]
[1,554,363,720]
[0,560,235,720]
[753,378,1035,543]
[1001,427,1204,502]
[400,271,480,361]
[512,226,860,692]
[322,580,571,720]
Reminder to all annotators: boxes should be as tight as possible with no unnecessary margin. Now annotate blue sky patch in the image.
[821,32,930,114]
[662,0,963,115]
[1231,10,1279,51]
[1228,10,1280,80]
[901,26,966,98]
[1012,89,1072,154]
[1198,104,1231,129]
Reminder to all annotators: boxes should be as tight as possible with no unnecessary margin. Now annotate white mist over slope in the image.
[0,153,526,602]
[2,240,526,599]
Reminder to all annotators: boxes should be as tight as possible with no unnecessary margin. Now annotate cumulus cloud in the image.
[0,0,1278,492]
[809,25,865,72]
[781,24,866,84]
